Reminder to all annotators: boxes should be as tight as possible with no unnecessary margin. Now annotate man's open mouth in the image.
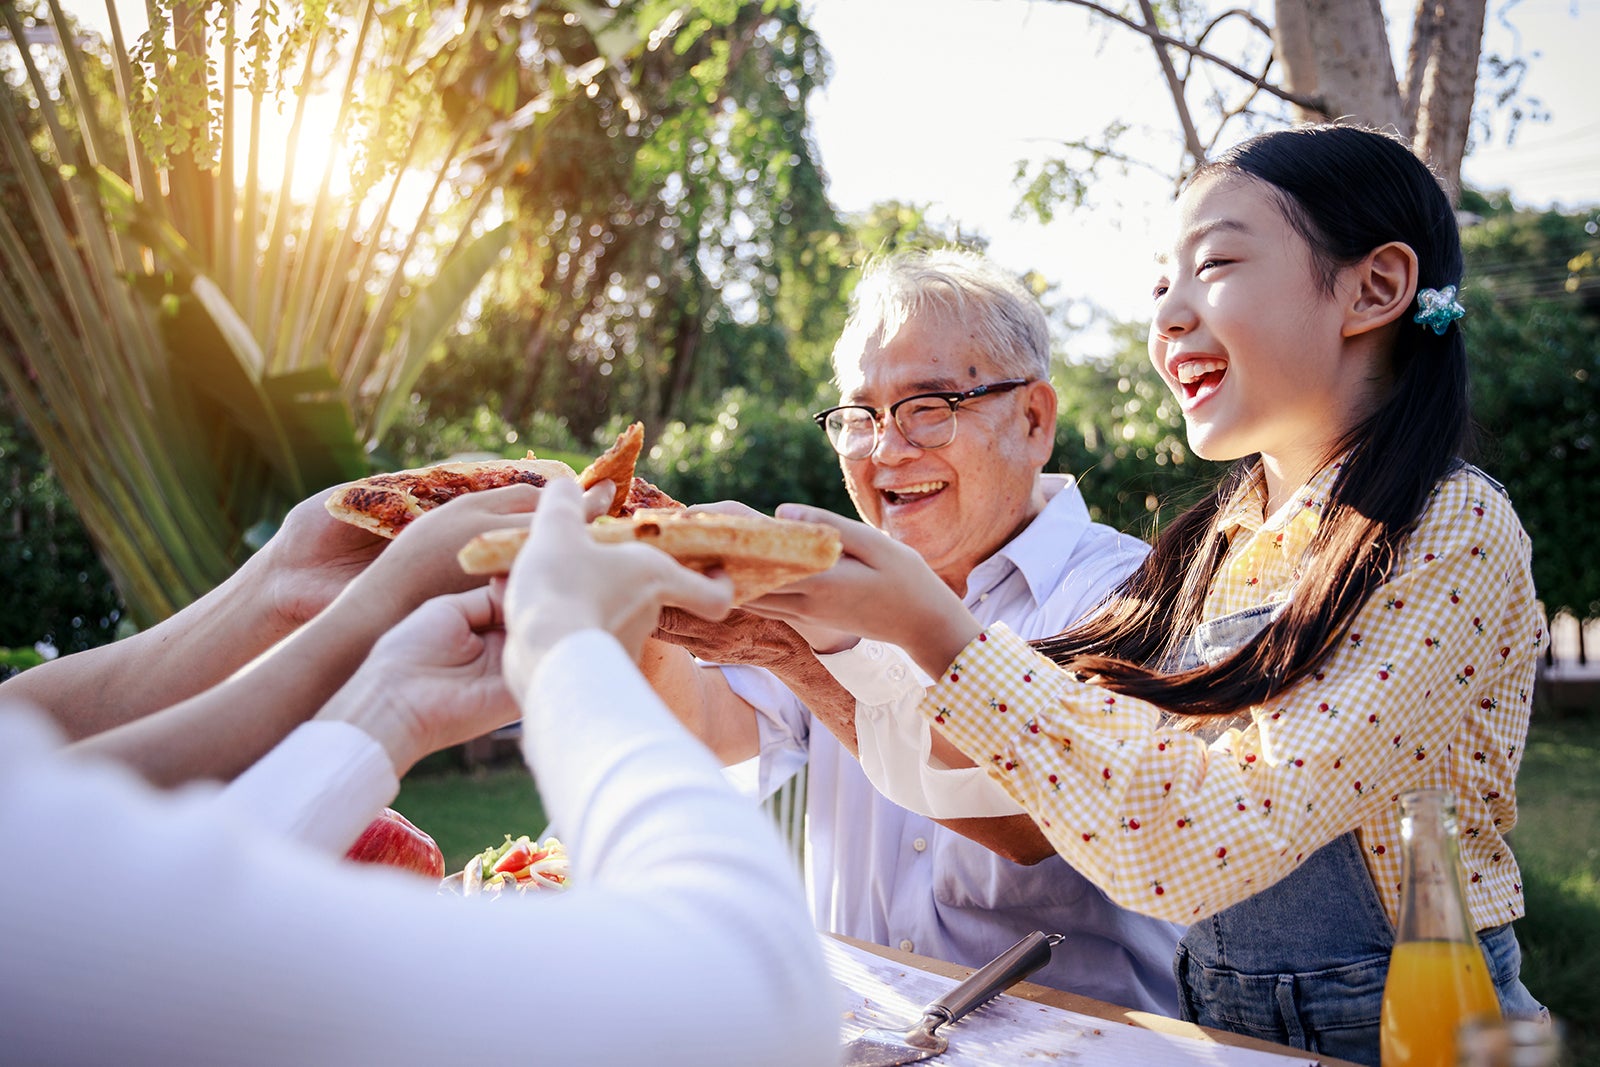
[881,481,947,505]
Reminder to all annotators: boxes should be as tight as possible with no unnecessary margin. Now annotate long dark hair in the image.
[1033,124,1471,716]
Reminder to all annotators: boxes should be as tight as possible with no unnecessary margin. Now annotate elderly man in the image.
[645,248,1182,1014]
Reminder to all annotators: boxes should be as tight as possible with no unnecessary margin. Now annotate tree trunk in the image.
[1272,0,1324,123]
[651,261,707,429]
[1283,0,1405,134]
[1404,0,1485,199]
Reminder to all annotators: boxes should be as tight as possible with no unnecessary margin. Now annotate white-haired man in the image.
[646,248,1182,1014]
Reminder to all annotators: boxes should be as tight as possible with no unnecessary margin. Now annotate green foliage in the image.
[1051,320,1220,538]
[382,401,586,468]
[406,1,840,442]
[0,405,124,661]
[641,387,852,514]
[1461,203,1600,617]
[1504,714,1600,1064]
[0,0,655,625]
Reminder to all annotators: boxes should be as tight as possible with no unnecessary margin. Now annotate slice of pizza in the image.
[617,476,685,516]
[456,508,842,604]
[325,424,663,538]
[324,457,578,539]
[576,421,644,518]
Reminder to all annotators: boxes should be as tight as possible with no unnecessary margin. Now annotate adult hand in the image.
[264,477,617,634]
[744,504,982,678]
[314,586,515,776]
[652,606,820,669]
[328,481,600,632]
[501,478,735,697]
[254,489,390,632]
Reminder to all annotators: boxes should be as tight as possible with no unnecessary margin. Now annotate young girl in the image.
[755,124,1546,1063]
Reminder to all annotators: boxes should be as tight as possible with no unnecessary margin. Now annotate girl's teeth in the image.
[1177,359,1226,384]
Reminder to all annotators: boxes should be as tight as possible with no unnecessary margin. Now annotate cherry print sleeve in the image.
[920,475,1535,924]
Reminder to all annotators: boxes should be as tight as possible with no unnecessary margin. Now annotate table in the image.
[827,934,1365,1067]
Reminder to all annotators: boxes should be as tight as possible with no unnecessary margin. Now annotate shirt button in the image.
[899,939,915,953]
[888,664,907,682]
[865,642,884,660]
[912,837,928,852]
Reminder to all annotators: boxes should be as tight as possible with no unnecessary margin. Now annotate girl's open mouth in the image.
[1176,358,1227,402]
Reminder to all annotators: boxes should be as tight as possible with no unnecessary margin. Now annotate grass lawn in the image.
[1507,711,1600,1066]
[392,752,548,874]
[391,716,1600,1063]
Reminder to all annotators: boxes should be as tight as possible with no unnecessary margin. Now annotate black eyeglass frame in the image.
[811,378,1035,459]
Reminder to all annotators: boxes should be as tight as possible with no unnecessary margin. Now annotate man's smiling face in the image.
[833,309,1054,592]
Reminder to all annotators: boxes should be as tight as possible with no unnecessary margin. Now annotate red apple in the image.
[344,807,445,879]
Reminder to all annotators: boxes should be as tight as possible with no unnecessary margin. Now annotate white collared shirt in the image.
[721,475,1185,1016]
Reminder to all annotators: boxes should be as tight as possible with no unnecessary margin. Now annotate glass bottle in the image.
[1380,788,1502,1067]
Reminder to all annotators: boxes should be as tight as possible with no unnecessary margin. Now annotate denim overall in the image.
[1167,605,1545,1066]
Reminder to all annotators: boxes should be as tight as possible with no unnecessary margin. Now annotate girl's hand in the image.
[500,478,735,696]
[744,504,982,678]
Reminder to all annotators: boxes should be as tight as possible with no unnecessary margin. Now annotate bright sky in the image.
[804,0,1600,352]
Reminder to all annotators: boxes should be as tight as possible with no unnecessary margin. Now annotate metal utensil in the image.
[840,931,1061,1067]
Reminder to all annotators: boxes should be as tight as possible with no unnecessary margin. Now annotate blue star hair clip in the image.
[1413,285,1466,335]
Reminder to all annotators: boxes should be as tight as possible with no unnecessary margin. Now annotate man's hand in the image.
[652,606,816,671]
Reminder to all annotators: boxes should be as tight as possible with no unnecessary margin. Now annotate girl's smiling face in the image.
[1149,173,1386,506]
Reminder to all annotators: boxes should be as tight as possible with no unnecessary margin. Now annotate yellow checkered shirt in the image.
[923,461,1540,927]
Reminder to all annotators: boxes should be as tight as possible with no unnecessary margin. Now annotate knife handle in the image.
[927,930,1056,1026]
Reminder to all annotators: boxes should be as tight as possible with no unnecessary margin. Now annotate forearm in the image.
[762,648,859,756]
[639,640,762,764]
[935,814,1055,865]
[1,555,291,741]
[70,590,393,787]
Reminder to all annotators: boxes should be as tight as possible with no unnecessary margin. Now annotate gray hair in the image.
[831,248,1052,383]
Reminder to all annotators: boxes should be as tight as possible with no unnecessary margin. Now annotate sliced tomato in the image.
[492,841,534,875]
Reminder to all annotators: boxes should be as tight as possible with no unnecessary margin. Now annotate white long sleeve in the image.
[215,719,399,853]
[820,639,1024,819]
[0,630,837,1067]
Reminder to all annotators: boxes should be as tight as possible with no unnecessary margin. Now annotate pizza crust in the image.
[457,509,842,604]
[576,422,644,517]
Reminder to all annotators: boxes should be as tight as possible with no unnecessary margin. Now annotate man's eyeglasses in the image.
[812,379,1034,460]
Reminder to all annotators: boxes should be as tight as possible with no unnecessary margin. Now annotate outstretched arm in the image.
[651,607,1054,865]
[0,484,833,1066]
[68,485,547,786]
[648,608,860,757]
[0,487,398,740]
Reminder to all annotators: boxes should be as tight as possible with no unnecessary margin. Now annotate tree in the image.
[398,1,837,451]
[1458,195,1600,618]
[1018,0,1544,212]
[0,396,123,662]
[1050,318,1219,536]
[0,0,660,623]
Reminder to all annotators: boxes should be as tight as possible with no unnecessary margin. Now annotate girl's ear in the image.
[1342,241,1419,338]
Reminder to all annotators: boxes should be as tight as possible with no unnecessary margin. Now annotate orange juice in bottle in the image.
[1380,940,1500,1065]
[1379,790,1501,1067]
